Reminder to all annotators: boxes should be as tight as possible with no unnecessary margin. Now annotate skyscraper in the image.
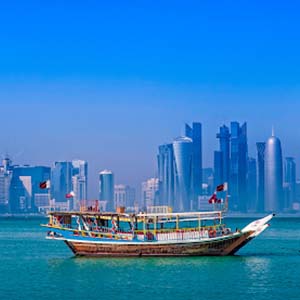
[114,184,136,208]
[141,178,159,209]
[157,122,202,212]
[10,166,51,213]
[185,122,203,208]
[284,157,296,210]
[72,160,88,210]
[51,162,73,203]
[256,142,266,212]
[230,122,248,212]
[157,143,175,207]
[173,136,193,211]
[247,157,257,212]
[0,158,13,213]
[99,170,114,211]
[213,151,223,187]
[264,132,283,212]
[216,125,230,184]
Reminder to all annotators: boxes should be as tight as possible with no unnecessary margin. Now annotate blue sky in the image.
[0,1,300,197]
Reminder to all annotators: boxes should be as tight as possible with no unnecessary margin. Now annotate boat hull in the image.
[63,231,254,257]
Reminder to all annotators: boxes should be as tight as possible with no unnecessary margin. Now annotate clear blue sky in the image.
[0,1,300,197]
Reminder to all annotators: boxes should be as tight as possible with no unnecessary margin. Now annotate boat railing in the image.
[134,225,232,241]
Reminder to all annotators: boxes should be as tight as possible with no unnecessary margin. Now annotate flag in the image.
[39,180,50,189]
[216,182,228,192]
[208,193,217,204]
[65,191,75,198]
[216,184,224,192]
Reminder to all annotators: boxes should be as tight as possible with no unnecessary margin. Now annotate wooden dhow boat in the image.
[42,207,274,257]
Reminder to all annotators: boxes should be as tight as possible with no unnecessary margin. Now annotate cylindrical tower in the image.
[99,170,114,211]
[264,133,283,212]
[173,136,193,212]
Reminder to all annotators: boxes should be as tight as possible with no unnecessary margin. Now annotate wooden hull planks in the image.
[64,231,254,257]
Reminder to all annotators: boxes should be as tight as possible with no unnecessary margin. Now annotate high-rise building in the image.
[256,142,266,212]
[10,166,51,213]
[185,122,203,208]
[0,158,13,213]
[213,151,223,188]
[99,170,114,211]
[114,184,136,208]
[173,136,193,211]
[247,157,257,212]
[284,157,296,210]
[141,178,159,209]
[72,160,88,210]
[157,122,202,212]
[51,162,73,203]
[264,132,283,212]
[157,144,175,207]
[216,125,230,183]
[230,122,248,212]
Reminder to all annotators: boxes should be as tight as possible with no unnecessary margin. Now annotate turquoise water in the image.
[0,217,299,300]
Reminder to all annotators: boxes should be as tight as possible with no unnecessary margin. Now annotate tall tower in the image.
[72,160,88,210]
[256,142,266,212]
[51,162,73,202]
[230,122,248,212]
[284,157,296,210]
[247,157,257,212]
[173,136,193,212]
[99,170,114,211]
[157,143,175,207]
[141,178,159,209]
[185,122,203,209]
[264,132,283,212]
[216,125,230,183]
[213,151,223,187]
[0,157,13,213]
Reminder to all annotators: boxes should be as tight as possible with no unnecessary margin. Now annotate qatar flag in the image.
[65,191,75,198]
[39,180,50,189]
[216,182,228,192]
[208,193,217,204]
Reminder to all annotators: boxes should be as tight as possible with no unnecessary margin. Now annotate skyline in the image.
[2,109,300,198]
[1,1,300,197]
[1,119,299,201]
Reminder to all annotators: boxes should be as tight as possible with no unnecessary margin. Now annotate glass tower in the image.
[284,157,296,210]
[51,162,73,203]
[213,151,223,187]
[99,170,114,211]
[72,160,88,210]
[264,133,283,212]
[256,142,266,212]
[185,122,203,209]
[216,125,230,184]
[157,143,175,207]
[173,136,193,212]
[10,166,51,213]
[247,157,257,212]
[230,122,248,212]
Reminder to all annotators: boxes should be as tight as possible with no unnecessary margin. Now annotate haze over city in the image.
[1,1,300,197]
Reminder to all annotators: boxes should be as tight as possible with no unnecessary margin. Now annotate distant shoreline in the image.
[0,213,300,219]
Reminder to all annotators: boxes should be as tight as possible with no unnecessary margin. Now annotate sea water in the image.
[0,217,299,300]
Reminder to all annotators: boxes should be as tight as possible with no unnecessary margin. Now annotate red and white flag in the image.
[216,182,228,192]
[208,193,217,204]
[65,191,75,198]
[39,180,51,189]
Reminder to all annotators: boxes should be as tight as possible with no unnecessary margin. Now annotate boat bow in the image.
[241,213,275,238]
